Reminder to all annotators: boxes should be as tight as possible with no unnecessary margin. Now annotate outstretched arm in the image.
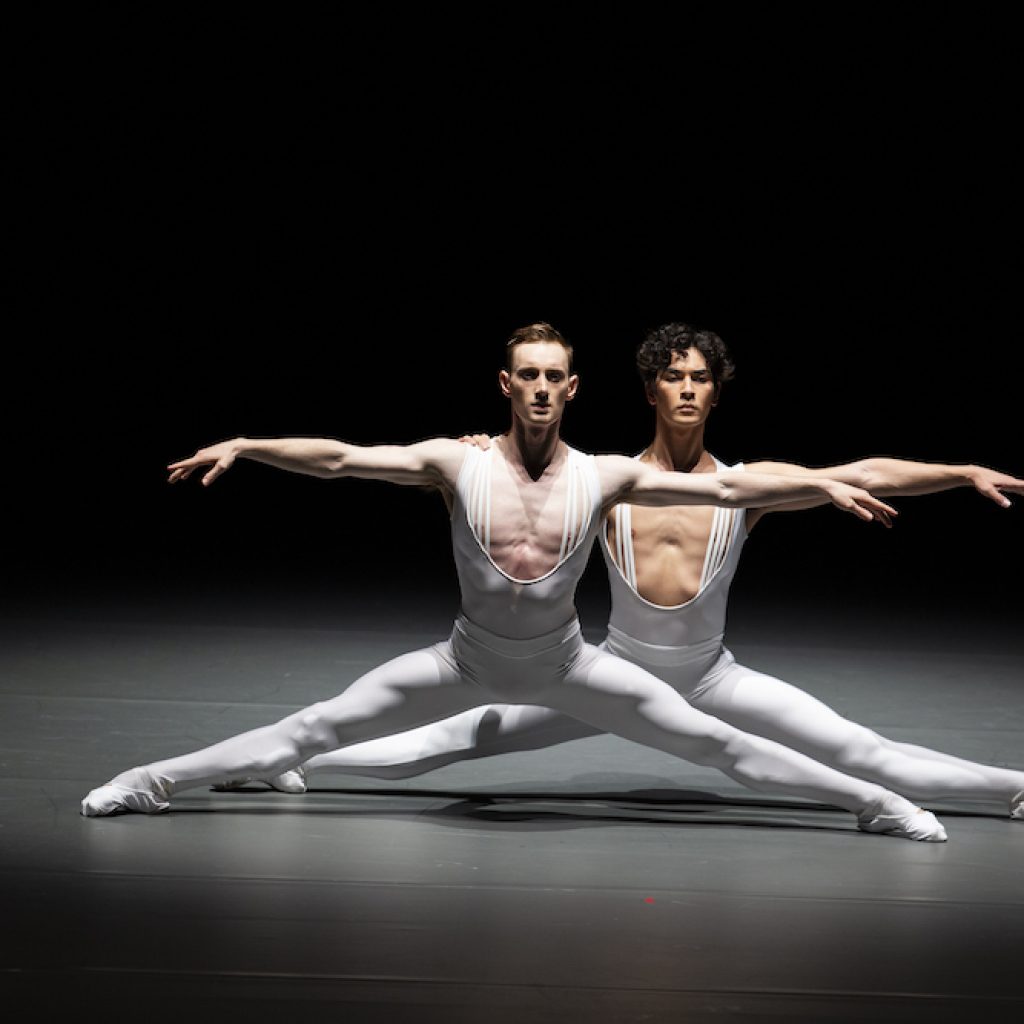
[741,458,1024,529]
[747,458,1024,507]
[596,456,897,525]
[167,436,468,490]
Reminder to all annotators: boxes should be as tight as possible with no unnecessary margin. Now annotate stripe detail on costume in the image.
[698,507,736,592]
[613,503,638,589]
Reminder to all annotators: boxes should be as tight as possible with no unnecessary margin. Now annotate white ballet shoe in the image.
[81,767,171,817]
[857,796,947,842]
[211,765,307,795]
[1010,791,1024,820]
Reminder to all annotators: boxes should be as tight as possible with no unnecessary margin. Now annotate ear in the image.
[645,382,657,406]
[498,368,512,398]
[712,382,721,407]
[566,373,579,401]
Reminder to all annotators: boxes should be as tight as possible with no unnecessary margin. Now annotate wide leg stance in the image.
[83,620,948,838]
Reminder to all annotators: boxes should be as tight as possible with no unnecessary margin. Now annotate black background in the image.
[10,10,1022,634]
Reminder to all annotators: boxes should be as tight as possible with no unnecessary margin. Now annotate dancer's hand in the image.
[167,439,242,486]
[457,433,492,449]
[967,466,1024,508]
[823,481,898,526]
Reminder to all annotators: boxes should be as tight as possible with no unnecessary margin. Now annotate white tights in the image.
[138,618,898,815]
[299,642,1024,807]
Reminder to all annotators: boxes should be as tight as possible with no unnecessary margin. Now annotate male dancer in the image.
[82,323,945,841]
[266,323,1024,821]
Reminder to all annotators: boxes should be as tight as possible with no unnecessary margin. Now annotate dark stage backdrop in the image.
[10,12,1022,640]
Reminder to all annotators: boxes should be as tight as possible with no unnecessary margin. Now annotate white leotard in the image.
[599,456,747,648]
[452,443,603,639]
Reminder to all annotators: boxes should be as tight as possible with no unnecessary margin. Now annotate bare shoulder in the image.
[412,437,472,486]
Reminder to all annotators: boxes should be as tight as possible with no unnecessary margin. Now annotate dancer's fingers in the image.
[201,460,232,486]
[976,482,1012,508]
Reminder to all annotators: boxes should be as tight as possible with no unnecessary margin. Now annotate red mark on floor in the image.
[644,897,655,904]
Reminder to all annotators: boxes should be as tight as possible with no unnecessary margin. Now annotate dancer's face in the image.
[500,342,578,427]
[648,348,718,429]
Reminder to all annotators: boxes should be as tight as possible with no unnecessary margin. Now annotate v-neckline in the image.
[460,445,594,586]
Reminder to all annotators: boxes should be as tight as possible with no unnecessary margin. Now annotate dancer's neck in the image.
[643,422,712,474]
[501,418,565,480]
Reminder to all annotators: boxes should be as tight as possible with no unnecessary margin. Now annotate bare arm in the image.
[747,458,1024,506]
[167,436,468,490]
[596,456,897,525]
[742,458,1024,528]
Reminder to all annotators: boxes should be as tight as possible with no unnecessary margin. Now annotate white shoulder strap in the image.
[698,507,736,591]
[465,446,492,553]
[558,448,596,562]
[613,502,638,589]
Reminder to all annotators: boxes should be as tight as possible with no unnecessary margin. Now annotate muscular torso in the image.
[486,444,589,580]
[451,440,601,638]
[606,503,720,606]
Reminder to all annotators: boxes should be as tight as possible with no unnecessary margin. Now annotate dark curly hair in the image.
[636,322,735,392]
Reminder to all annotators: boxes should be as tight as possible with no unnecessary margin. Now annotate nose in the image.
[680,375,695,397]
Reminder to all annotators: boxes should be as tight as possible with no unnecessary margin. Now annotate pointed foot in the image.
[858,803,947,842]
[81,768,171,817]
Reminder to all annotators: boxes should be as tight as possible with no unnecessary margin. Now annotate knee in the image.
[831,724,889,772]
[641,698,740,767]
[680,720,741,768]
[291,702,341,755]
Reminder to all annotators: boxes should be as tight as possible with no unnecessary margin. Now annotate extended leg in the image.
[544,646,946,841]
[81,645,483,816]
[691,661,1024,812]
[299,704,602,779]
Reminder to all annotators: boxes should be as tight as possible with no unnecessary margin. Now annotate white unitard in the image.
[84,445,937,825]
[299,455,1024,811]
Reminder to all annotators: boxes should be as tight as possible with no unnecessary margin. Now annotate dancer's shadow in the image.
[190,783,858,834]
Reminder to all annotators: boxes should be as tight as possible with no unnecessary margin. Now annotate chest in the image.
[624,505,717,562]
[606,503,739,606]
[468,454,593,579]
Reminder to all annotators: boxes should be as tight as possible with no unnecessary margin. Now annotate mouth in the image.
[677,405,698,413]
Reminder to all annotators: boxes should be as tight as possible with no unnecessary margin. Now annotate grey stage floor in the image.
[2,591,1022,1023]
